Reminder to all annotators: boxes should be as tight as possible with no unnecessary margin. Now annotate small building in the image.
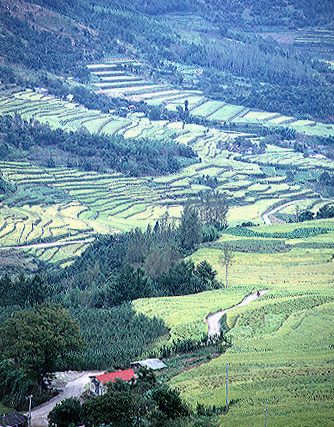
[34,87,48,95]
[130,358,167,372]
[0,412,28,427]
[89,369,136,396]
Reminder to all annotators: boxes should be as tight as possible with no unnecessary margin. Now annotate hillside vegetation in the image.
[0,0,333,425]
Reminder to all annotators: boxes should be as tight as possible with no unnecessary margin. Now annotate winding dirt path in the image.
[262,200,307,225]
[206,289,269,336]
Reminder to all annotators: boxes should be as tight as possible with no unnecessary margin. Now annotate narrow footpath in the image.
[206,289,269,336]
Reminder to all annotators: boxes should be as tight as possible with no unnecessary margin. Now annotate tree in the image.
[105,264,153,306]
[0,304,86,395]
[178,205,202,251]
[198,190,228,230]
[195,260,218,286]
[219,244,234,288]
[316,204,334,219]
[298,210,314,222]
[81,386,144,427]
[48,397,82,427]
[151,386,189,420]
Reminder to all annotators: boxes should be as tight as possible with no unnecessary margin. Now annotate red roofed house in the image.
[89,369,136,395]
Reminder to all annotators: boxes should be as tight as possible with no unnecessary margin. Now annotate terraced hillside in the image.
[89,59,334,137]
[1,71,333,268]
[134,218,334,426]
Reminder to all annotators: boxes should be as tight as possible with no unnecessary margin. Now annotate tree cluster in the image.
[0,303,86,403]
[298,204,334,222]
[48,373,190,427]
[50,194,227,310]
[0,115,197,176]
[0,273,46,307]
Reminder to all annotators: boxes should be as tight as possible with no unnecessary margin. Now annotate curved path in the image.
[206,289,269,336]
[262,200,307,225]
[0,238,94,251]
[31,371,103,427]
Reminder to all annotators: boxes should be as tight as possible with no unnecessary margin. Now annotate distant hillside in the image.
[1,0,334,121]
[25,0,334,27]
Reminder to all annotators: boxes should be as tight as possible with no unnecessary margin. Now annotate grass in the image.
[134,218,334,426]
[169,302,334,426]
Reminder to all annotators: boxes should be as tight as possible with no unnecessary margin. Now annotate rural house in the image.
[89,368,136,395]
[0,413,28,427]
[130,358,167,371]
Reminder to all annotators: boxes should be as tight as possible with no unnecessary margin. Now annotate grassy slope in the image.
[134,219,334,426]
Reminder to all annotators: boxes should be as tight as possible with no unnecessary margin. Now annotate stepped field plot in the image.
[87,59,334,137]
[246,144,334,171]
[0,90,132,135]
[0,84,332,267]
[134,219,334,426]
[183,100,224,118]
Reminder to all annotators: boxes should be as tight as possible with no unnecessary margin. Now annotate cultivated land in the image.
[135,219,334,426]
[1,55,334,425]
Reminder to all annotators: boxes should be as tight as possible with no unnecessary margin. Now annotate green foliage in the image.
[0,359,34,410]
[51,234,129,290]
[201,224,220,243]
[156,259,217,297]
[187,191,229,231]
[195,260,217,285]
[316,204,334,219]
[48,397,82,427]
[298,210,315,222]
[179,206,202,251]
[0,273,47,308]
[0,303,86,394]
[0,11,88,75]
[0,174,16,195]
[46,374,192,427]
[68,304,168,370]
[159,334,231,359]
[151,386,190,420]
[0,116,197,177]
[105,264,154,306]
[218,244,234,288]
[81,387,143,427]
[126,217,180,279]
[225,226,329,239]
[209,239,290,253]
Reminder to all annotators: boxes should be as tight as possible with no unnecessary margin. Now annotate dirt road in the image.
[261,200,306,224]
[206,289,269,336]
[0,238,94,251]
[31,371,102,427]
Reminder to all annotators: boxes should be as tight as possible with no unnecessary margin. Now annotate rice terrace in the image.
[0,1,333,427]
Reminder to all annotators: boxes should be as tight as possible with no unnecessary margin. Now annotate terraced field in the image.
[0,61,333,268]
[135,218,334,426]
[0,122,330,266]
[87,59,334,137]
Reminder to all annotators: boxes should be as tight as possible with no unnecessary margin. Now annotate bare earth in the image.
[206,289,269,336]
[31,371,103,427]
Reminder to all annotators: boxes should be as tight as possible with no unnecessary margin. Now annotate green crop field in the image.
[135,218,334,426]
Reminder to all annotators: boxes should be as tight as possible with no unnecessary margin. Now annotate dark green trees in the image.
[0,273,46,308]
[47,377,190,427]
[0,303,86,395]
[219,243,234,288]
[49,397,82,427]
[178,205,202,251]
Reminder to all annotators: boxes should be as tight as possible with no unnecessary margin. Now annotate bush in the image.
[48,397,82,427]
